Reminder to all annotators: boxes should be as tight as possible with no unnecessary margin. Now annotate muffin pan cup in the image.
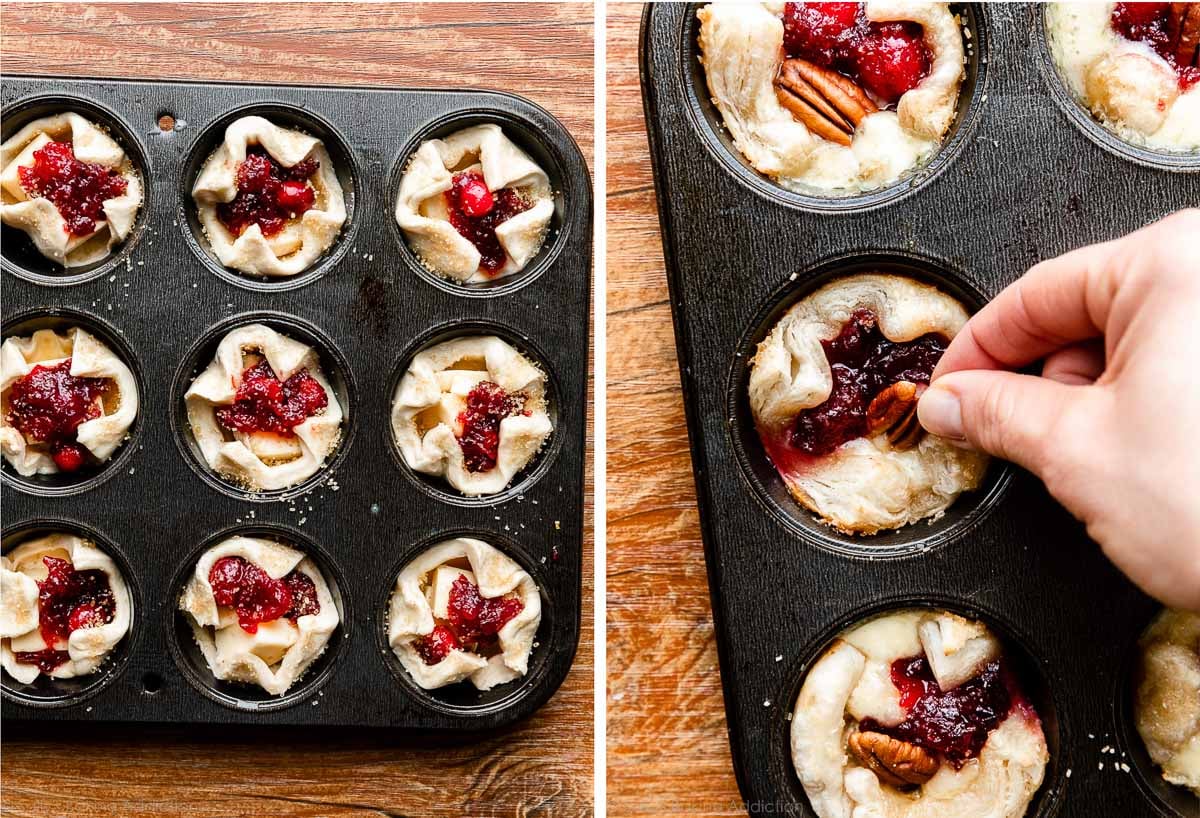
[1,75,591,730]
[641,4,1200,817]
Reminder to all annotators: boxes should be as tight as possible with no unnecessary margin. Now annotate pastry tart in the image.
[1046,3,1200,151]
[185,323,343,491]
[391,335,552,496]
[1,326,138,476]
[387,537,541,691]
[791,609,1048,818]
[192,116,347,277]
[179,535,339,696]
[0,112,142,267]
[395,124,554,282]
[1134,608,1200,797]
[697,1,966,193]
[1,533,133,685]
[748,274,987,534]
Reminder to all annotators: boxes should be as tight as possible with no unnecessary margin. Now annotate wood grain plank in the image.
[605,4,742,816]
[1,4,593,817]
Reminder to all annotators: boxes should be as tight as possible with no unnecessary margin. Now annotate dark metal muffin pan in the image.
[641,3,1200,817]
[1,75,591,730]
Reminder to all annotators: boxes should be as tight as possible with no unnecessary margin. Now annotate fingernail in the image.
[917,385,964,440]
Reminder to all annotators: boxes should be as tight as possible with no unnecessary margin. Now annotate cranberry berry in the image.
[414,573,525,666]
[12,556,117,672]
[207,555,322,634]
[17,141,129,237]
[216,147,320,238]
[5,358,110,473]
[1111,3,1200,88]
[443,170,534,274]
[456,381,528,473]
[215,359,328,438]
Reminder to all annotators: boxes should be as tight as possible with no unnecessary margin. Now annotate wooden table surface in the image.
[605,4,743,816]
[1,4,594,817]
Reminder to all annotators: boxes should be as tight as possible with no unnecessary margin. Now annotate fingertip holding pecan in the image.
[866,381,927,451]
[774,58,879,147]
[848,730,940,790]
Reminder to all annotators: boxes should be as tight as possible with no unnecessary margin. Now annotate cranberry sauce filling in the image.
[216,147,320,238]
[5,358,110,472]
[1112,3,1200,89]
[208,555,321,634]
[414,573,525,666]
[859,656,1025,767]
[443,170,534,275]
[782,2,932,104]
[12,556,116,671]
[215,359,328,438]
[456,380,529,473]
[17,141,129,237]
[783,309,946,458]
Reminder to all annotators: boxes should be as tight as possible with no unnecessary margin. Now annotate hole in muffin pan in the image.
[165,524,350,712]
[0,519,141,708]
[385,319,564,508]
[177,102,361,293]
[141,671,163,694]
[771,596,1066,818]
[388,108,573,298]
[1033,6,1200,175]
[0,93,154,286]
[170,310,357,503]
[726,251,1013,559]
[678,2,991,213]
[1114,612,1200,818]
[0,307,146,497]
[374,528,556,716]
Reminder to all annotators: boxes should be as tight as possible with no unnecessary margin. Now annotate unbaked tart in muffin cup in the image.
[748,274,987,535]
[0,112,143,267]
[791,609,1048,818]
[395,123,554,283]
[391,334,553,497]
[178,535,339,697]
[387,536,541,692]
[184,323,344,492]
[1046,3,1200,153]
[1,532,133,685]
[1,326,138,478]
[191,115,347,278]
[1133,608,1200,799]
[696,1,968,195]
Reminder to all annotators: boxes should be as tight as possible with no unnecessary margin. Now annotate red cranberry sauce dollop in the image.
[215,359,328,437]
[208,556,321,634]
[13,555,116,672]
[414,573,525,665]
[1111,3,1200,88]
[456,380,529,473]
[444,170,534,275]
[216,147,320,238]
[784,309,946,458]
[782,2,932,104]
[5,358,110,472]
[859,656,1028,767]
[17,140,129,237]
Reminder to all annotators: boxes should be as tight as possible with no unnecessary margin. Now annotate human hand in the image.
[917,209,1200,612]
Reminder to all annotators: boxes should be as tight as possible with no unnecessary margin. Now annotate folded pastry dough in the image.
[192,116,347,277]
[388,537,541,691]
[792,610,1048,818]
[391,335,552,496]
[0,112,142,266]
[749,274,987,534]
[395,124,554,282]
[1135,608,1200,796]
[1046,3,1200,151]
[697,1,965,194]
[1,327,138,476]
[1,533,133,684]
[185,323,343,491]
[179,536,339,696]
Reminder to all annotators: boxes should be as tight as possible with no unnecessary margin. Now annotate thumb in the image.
[917,370,1085,475]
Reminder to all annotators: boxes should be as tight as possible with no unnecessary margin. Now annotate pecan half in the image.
[866,381,927,451]
[1169,3,1200,68]
[848,730,940,790]
[774,58,879,147]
